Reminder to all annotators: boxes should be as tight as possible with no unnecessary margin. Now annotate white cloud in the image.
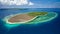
[0,0,34,5]
[29,2,34,5]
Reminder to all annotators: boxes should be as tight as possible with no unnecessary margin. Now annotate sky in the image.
[0,0,60,8]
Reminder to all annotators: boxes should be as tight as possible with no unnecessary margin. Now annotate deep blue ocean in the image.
[0,8,60,34]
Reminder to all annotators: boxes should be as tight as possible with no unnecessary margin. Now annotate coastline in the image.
[3,12,58,24]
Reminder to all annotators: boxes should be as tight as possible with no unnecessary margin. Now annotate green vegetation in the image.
[28,12,48,17]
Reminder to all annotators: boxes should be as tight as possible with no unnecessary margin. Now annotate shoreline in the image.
[3,12,58,24]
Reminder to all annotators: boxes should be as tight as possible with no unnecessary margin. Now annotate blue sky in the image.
[0,0,60,8]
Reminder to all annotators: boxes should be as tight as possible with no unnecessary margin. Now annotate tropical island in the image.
[3,12,58,24]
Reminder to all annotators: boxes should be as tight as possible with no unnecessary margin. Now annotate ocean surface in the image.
[0,8,60,34]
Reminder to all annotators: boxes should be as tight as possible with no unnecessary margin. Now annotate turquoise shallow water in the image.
[28,12,58,24]
[2,12,58,29]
